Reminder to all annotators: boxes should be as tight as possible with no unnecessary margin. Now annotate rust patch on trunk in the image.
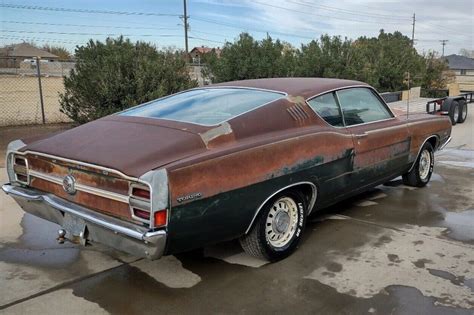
[29,177,132,221]
[28,155,130,195]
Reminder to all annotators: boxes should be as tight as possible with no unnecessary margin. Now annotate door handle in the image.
[355,133,368,138]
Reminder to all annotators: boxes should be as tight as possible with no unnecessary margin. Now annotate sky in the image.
[0,0,472,56]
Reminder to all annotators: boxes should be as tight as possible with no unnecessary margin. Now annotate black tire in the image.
[402,142,434,187]
[448,101,459,125]
[239,190,307,262]
[457,99,467,124]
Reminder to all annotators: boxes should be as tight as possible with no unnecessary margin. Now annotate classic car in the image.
[3,78,452,261]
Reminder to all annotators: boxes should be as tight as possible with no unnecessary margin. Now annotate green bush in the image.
[203,31,449,93]
[60,37,197,124]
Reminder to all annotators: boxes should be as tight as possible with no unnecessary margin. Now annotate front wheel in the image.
[402,142,434,187]
[239,190,307,261]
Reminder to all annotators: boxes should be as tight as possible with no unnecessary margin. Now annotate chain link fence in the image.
[0,57,74,126]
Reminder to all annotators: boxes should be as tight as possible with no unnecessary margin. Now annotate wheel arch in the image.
[408,135,439,173]
[244,181,317,234]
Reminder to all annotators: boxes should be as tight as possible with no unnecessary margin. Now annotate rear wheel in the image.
[240,190,307,261]
[457,100,468,124]
[402,142,434,187]
[449,101,459,125]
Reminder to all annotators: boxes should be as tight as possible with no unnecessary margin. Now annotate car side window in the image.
[336,88,392,126]
[307,92,344,127]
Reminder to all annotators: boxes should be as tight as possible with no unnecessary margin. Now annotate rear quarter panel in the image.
[164,127,354,254]
[405,114,451,163]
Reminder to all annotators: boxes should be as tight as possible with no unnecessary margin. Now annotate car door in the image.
[336,87,410,186]
[306,92,356,200]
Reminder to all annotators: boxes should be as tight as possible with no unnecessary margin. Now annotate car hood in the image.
[20,116,208,177]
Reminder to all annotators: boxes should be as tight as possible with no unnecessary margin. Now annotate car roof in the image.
[211,77,370,99]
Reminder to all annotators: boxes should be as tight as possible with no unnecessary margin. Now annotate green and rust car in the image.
[3,78,452,261]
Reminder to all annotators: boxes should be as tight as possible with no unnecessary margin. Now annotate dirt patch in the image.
[0,75,70,126]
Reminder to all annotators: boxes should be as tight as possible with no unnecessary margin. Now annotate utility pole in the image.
[440,40,448,56]
[411,13,416,47]
[183,0,189,62]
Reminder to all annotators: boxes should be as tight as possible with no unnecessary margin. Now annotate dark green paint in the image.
[165,145,411,255]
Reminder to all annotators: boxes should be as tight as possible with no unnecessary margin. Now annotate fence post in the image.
[36,56,46,124]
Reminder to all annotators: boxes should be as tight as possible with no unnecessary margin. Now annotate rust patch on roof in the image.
[199,122,233,148]
[287,95,306,105]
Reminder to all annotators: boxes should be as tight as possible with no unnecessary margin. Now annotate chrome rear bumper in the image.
[2,183,167,260]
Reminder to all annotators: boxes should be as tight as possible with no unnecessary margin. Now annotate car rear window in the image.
[120,88,285,125]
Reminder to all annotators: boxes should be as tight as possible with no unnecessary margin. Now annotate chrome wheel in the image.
[453,105,460,122]
[419,149,431,180]
[265,197,298,248]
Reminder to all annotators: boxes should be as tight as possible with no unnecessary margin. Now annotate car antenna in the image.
[405,72,411,120]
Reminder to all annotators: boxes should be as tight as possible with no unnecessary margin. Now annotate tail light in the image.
[132,187,150,199]
[13,155,29,185]
[129,183,151,224]
[133,208,150,220]
[129,183,168,228]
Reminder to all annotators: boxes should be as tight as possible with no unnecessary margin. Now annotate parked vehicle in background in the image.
[426,92,472,125]
[3,78,452,262]
[23,58,50,65]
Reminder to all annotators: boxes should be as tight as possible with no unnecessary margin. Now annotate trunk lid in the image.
[21,116,207,177]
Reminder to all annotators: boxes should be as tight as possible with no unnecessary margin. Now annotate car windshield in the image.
[120,88,285,125]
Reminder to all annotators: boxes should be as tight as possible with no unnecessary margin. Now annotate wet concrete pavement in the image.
[0,116,473,314]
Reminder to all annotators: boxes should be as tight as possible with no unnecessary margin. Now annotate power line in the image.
[417,22,472,39]
[415,24,470,44]
[251,1,406,25]
[0,35,82,45]
[188,35,226,45]
[0,20,179,31]
[190,30,229,38]
[1,29,182,38]
[419,20,472,35]
[190,16,316,40]
[0,3,180,17]
[288,0,411,21]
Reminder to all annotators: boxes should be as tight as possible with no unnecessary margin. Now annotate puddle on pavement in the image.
[442,210,474,242]
[0,213,81,268]
[437,149,474,170]
[427,268,468,286]
[383,285,473,315]
[324,148,474,245]
[69,254,474,314]
[304,223,474,309]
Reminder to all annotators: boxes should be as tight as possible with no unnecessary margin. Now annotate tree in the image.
[459,48,474,58]
[42,44,72,60]
[422,51,454,90]
[59,37,196,124]
[203,33,295,82]
[203,30,449,92]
